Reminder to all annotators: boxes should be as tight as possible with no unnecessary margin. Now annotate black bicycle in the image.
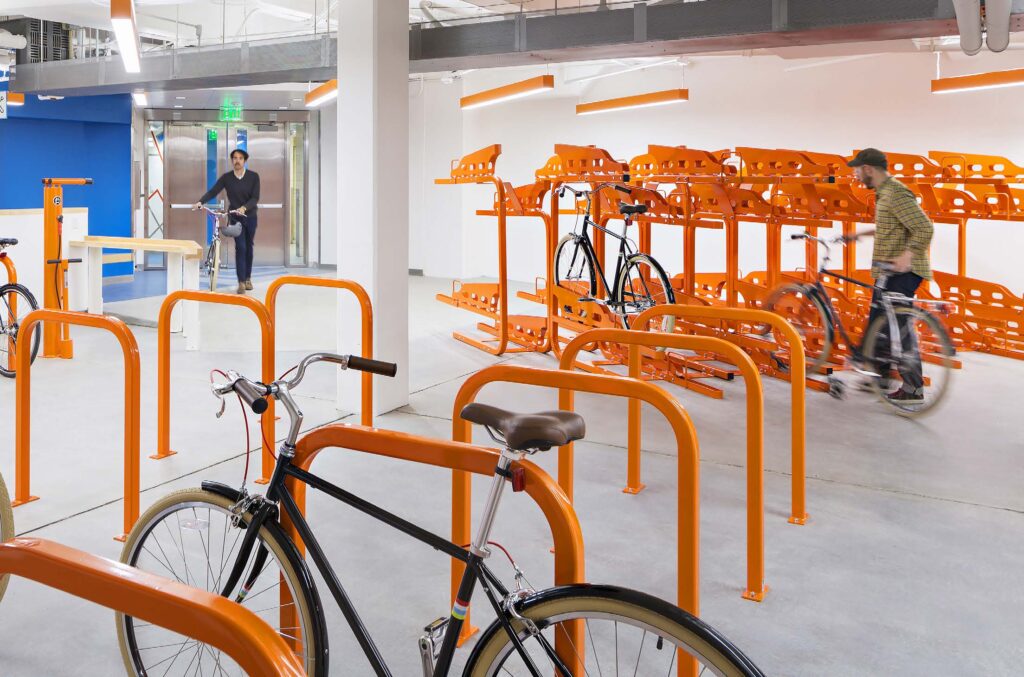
[117,352,765,677]
[0,238,40,378]
[554,183,676,328]
[762,233,954,416]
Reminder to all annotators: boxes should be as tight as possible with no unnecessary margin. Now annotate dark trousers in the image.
[233,214,258,283]
[864,271,924,393]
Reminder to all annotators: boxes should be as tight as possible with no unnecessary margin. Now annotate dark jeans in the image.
[233,214,258,283]
[864,271,924,393]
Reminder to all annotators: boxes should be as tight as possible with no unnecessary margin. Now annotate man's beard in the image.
[861,174,874,189]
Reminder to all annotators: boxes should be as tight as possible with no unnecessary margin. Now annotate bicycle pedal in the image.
[418,616,449,676]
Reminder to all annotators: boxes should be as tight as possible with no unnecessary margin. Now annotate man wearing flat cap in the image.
[194,148,261,294]
[845,147,934,404]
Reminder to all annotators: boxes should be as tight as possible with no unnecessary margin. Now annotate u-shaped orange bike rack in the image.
[284,423,586,672]
[635,305,809,525]
[451,364,702,677]
[13,309,140,541]
[559,327,767,602]
[265,275,375,428]
[0,538,305,676]
[155,291,275,483]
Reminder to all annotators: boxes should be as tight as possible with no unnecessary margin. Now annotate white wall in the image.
[454,51,1024,294]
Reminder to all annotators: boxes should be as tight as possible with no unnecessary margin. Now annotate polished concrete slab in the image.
[0,274,1020,675]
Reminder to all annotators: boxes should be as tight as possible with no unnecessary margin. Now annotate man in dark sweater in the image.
[193,148,261,294]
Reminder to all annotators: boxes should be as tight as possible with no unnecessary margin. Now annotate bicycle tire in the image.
[116,488,328,677]
[0,283,40,378]
[762,283,833,375]
[463,584,765,677]
[208,239,221,292]
[861,305,954,417]
[0,470,14,604]
[614,253,677,331]
[553,234,598,299]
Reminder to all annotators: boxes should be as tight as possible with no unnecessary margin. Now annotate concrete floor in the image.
[0,274,1021,675]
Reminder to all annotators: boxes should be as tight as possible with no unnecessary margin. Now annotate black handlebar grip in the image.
[250,397,269,415]
[233,378,270,414]
[67,258,83,264]
[347,355,398,377]
[791,234,804,240]
[615,184,632,194]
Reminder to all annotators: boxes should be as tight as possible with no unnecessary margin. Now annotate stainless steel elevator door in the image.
[232,125,287,268]
[164,124,215,248]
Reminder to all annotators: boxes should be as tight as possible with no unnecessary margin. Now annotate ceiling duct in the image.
[952,0,983,54]
[985,0,1012,52]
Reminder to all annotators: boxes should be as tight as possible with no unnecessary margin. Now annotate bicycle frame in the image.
[219,445,562,677]
[571,214,638,304]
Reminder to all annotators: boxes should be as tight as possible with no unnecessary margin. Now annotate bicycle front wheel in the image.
[0,470,14,604]
[861,305,954,417]
[614,253,677,331]
[0,283,40,378]
[762,283,833,375]
[464,585,764,677]
[554,234,598,299]
[207,239,221,291]
[117,488,327,676]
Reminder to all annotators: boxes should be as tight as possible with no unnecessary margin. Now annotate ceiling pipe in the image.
[985,0,1012,52]
[951,0,984,55]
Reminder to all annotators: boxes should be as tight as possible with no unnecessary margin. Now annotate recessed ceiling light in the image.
[278,106,288,110]
[292,98,302,102]
[175,96,186,100]
[173,104,184,108]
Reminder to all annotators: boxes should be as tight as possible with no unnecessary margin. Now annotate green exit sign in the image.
[219,104,243,122]
[207,129,218,141]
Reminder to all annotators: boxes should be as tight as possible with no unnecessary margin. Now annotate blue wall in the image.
[0,94,133,277]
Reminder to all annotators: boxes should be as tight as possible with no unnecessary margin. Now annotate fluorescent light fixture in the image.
[131,91,148,106]
[304,79,338,108]
[576,88,689,116]
[6,92,24,106]
[931,67,1024,94]
[110,0,142,74]
[460,75,554,110]
[278,106,288,110]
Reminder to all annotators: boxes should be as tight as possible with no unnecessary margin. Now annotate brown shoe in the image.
[244,280,253,290]
[237,283,246,294]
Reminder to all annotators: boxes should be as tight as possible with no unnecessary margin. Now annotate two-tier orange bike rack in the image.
[559,327,768,602]
[265,275,376,428]
[155,290,275,482]
[283,423,586,673]
[0,537,305,676]
[13,309,140,541]
[451,364,704,677]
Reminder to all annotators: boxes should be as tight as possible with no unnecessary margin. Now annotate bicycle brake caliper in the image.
[228,489,260,529]
[504,565,540,638]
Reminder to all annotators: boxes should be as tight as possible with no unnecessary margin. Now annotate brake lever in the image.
[212,385,228,419]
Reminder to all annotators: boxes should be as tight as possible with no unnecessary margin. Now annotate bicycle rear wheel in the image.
[0,283,40,378]
[0,470,14,604]
[117,488,327,676]
[463,584,764,677]
[861,305,954,417]
[762,283,833,375]
[614,253,677,332]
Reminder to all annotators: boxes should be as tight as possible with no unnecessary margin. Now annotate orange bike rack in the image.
[13,309,140,541]
[41,177,92,360]
[155,290,275,483]
[266,275,375,428]
[451,364,703,677]
[0,538,304,676]
[284,423,585,671]
[634,305,810,525]
[559,327,768,602]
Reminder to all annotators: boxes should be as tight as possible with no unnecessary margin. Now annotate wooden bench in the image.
[69,236,203,342]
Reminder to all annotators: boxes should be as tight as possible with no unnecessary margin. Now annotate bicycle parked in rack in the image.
[761,232,955,416]
[117,352,765,677]
[554,183,677,331]
[0,238,40,378]
[196,206,243,292]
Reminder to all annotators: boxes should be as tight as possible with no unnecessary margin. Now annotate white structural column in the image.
[336,0,410,415]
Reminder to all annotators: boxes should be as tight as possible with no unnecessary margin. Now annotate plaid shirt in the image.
[872,177,933,280]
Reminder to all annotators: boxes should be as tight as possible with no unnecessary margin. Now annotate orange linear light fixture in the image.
[576,88,689,116]
[931,68,1024,94]
[7,92,25,106]
[461,75,555,110]
[110,0,142,74]
[305,79,338,108]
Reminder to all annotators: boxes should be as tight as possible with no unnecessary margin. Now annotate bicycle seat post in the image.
[470,432,520,559]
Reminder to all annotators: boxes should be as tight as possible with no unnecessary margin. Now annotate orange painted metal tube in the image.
[265,275,374,433]
[155,291,275,483]
[452,364,700,677]
[14,309,140,541]
[560,327,767,602]
[285,422,585,669]
[0,537,305,677]
[635,305,809,524]
[0,252,15,285]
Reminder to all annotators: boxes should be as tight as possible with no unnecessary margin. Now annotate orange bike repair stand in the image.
[42,178,93,359]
